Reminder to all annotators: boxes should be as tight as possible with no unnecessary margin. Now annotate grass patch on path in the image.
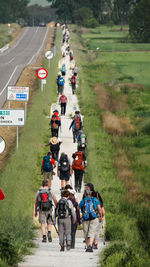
[0,28,61,267]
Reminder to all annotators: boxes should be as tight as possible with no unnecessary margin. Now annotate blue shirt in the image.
[79,196,100,212]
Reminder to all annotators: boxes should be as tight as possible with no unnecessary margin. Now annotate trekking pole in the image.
[49,215,59,236]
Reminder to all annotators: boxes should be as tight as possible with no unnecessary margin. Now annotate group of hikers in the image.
[34,25,105,253]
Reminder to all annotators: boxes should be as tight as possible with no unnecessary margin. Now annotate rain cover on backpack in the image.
[38,188,53,212]
[83,197,97,221]
[56,198,70,219]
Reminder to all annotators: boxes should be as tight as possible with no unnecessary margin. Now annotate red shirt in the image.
[59,95,67,103]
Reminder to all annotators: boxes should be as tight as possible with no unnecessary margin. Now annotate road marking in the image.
[0,66,18,97]
[27,27,50,65]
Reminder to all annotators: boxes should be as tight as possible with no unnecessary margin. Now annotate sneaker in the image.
[60,246,65,251]
[48,231,52,242]
[86,245,93,252]
[42,235,47,243]
[66,241,71,251]
[66,245,71,251]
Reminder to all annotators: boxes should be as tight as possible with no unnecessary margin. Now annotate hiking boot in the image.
[42,235,47,243]
[93,243,98,249]
[48,231,52,242]
[86,245,93,252]
[66,241,71,251]
[60,246,65,251]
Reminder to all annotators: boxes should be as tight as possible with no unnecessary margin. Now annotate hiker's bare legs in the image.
[41,224,46,235]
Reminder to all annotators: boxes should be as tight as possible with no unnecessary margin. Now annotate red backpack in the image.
[74,116,81,130]
[71,76,76,84]
[72,152,84,171]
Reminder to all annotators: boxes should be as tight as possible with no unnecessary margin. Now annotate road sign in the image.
[0,110,25,126]
[0,189,5,200]
[0,136,6,154]
[7,86,29,101]
[37,68,48,79]
[45,51,53,60]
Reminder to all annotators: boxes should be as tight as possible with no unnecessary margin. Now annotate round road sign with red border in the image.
[37,68,48,79]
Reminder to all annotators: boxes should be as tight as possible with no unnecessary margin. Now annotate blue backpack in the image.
[83,197,97,221]
[43,156,53,172]
[58,77,64,86]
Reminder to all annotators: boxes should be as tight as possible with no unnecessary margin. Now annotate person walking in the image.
[79,188,102,252]
[57,153,72,190]
[49,110,61,137]
[35,180,57,243]
[72,151,87,192]
[67,189,81,249]
[77,130,87,152]
[41,152,56,188]
[59,93,68,115]
[45,136,62,162]
[55,190,76,251]
[61,64,66,76]
[57,75,65,95]
[85,183,105,249]
[69,111,82,143]
[73,65,78,76]
[71,74,77,94]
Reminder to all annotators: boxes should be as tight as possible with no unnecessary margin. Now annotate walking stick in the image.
[48,214,59,236]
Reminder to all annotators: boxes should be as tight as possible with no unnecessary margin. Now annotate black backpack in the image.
[56,198,70,219]
[59,156,70,172]
[38,188,53,212]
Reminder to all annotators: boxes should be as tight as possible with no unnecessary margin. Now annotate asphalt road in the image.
[0,26,50,108]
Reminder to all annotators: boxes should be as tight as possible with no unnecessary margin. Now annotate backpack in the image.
[71,76,76,84]
[56,198,70,219]
[38,188,53,212]
[83,197,97,221]
[43,156,53,172]
[59,156,70,172]
[72,151,84,170]
[58,77,64,86]
[78,133,86,148]
[74,116,81,130]
[51,115,59,129]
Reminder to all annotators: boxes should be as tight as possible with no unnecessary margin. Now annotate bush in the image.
[0,233,19,265]
[84,18,99,28]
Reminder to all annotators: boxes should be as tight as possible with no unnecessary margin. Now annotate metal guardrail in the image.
[0,44,9,53]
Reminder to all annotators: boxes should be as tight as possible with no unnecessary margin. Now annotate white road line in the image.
[0,66,18,97]
[27,27,49,65]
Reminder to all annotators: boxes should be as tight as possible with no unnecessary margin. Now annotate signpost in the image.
[0,109,25,150]
[37,68,48,92]
[7,86,29,121]
[0,136,6,154]
[45,51,53,68]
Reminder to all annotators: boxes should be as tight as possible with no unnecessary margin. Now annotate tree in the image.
[47,0,75,22]
[129,0,150,42]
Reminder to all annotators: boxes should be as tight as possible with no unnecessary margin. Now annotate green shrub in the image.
[84,18,99,28]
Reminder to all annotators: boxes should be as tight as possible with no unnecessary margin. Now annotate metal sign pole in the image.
[48,59,50,68]
[41,80,43,92]
[16,127,19,150]
[25,102,27,121]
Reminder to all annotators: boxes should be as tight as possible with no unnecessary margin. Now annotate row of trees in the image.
[0,0,29,23]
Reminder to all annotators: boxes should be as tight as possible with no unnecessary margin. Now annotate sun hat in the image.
[50,136,58,145]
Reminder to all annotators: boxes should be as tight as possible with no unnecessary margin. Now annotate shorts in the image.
[43,171,53,181]
[94,221,102,240]
[59,171,70,181]
[39,211,52,224]
[83,218,99,239]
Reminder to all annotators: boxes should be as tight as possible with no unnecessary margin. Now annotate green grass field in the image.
[0,23,19,48]
[28,0,50,6]
[70,25,150,266]
[0,29,61,267]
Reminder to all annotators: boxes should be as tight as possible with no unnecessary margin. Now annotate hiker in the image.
[35,179,57,243]
[49,110,61,137]
[45,136,62,162]
[59,93,68,115]
[57,75,65,95]
[69,51,73,61]
[41,152,56,188]
[77,130,87,152]
[61,64,66,76]
[64,184,79,203]
[57,153,72,190]
[85,183,105,249]
[69,111,82,143]
[67,189,81,249]
[79,188,102,252]
[73,66,78,76]
[71,74,77,94]
[55,190,76,251]
[72,151,87,193]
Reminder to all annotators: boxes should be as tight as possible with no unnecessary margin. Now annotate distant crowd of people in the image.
[35,24,105,253]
